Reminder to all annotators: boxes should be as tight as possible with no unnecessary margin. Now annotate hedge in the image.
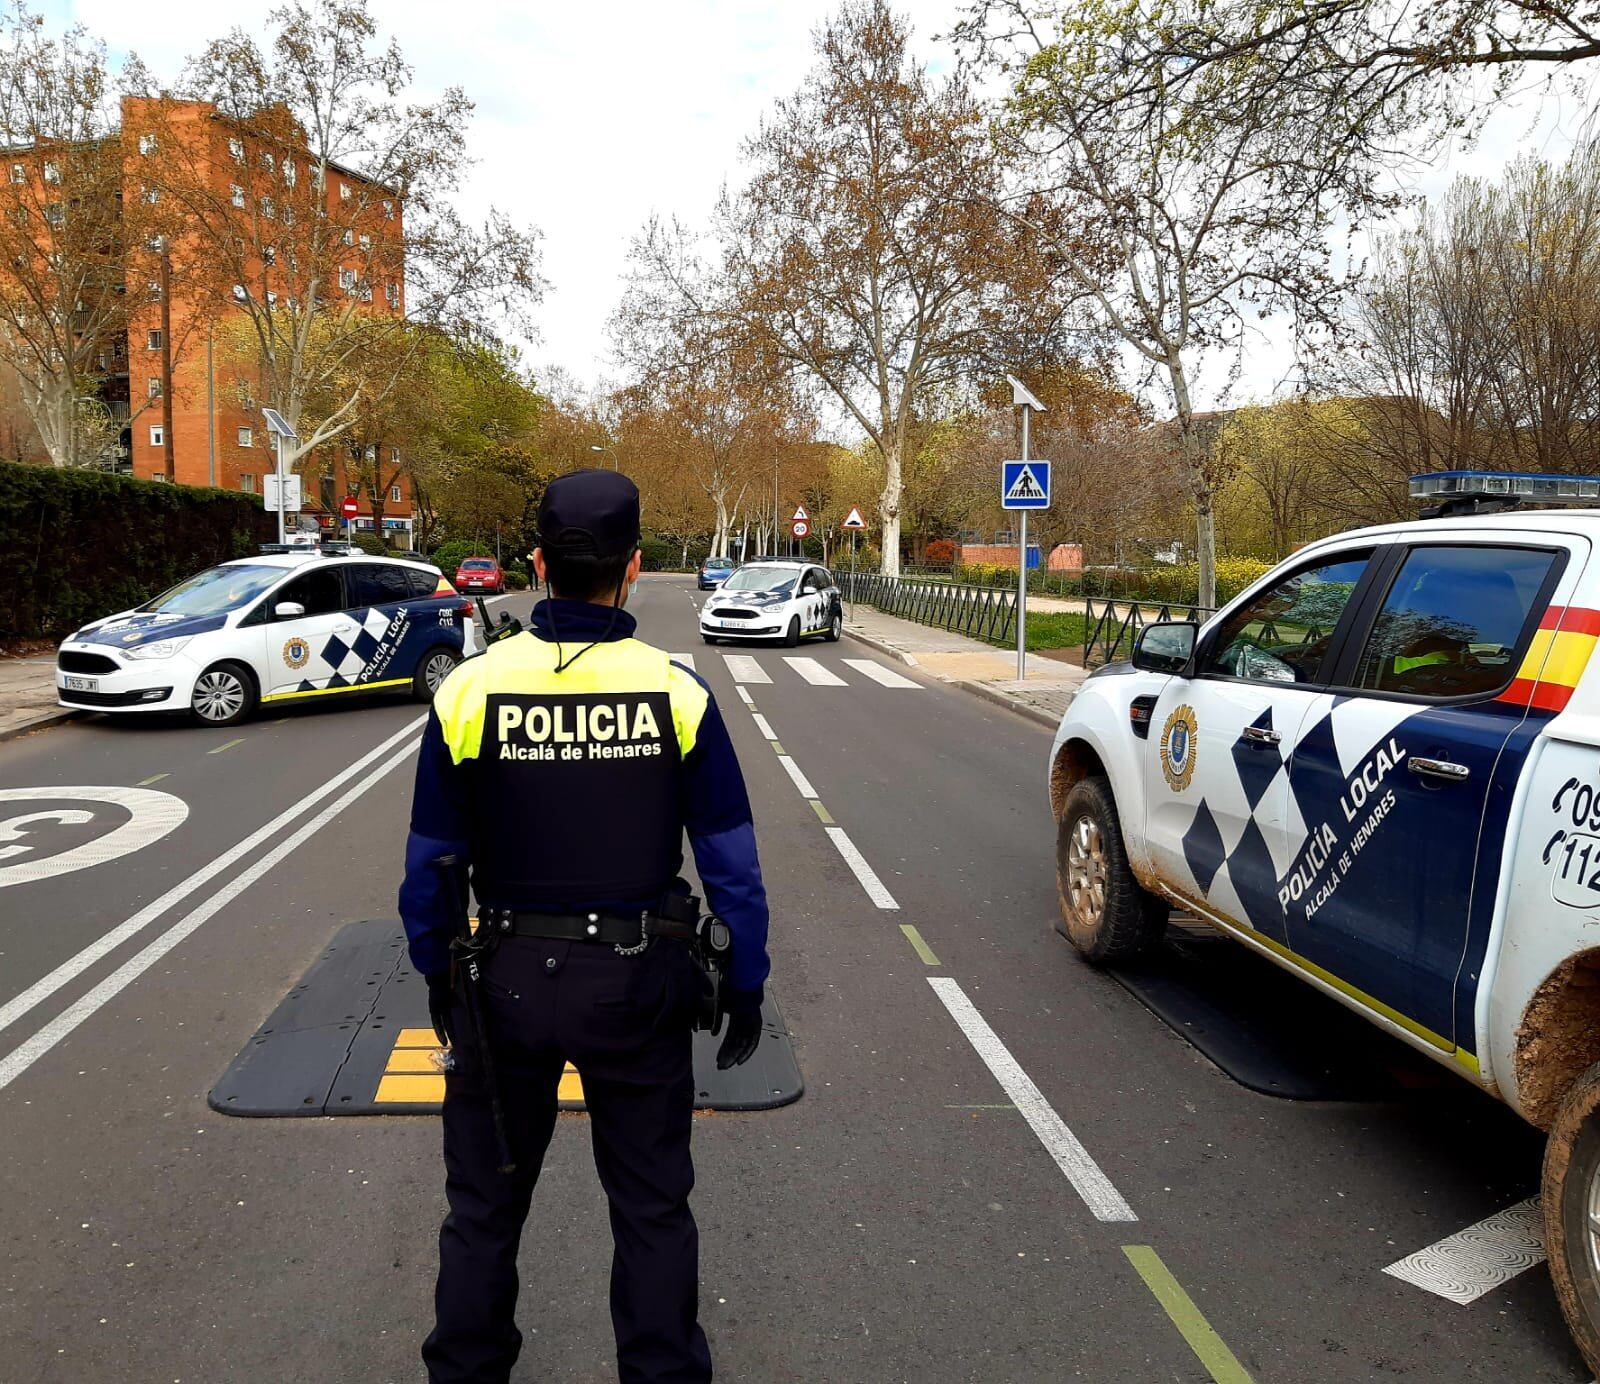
[0,461,274,641]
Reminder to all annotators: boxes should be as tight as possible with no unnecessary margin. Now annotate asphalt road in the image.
[0,574,1586,1382]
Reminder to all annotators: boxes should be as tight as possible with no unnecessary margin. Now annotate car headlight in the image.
[125,637,192,661]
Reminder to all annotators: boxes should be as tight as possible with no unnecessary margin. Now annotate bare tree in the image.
[958,1,1401,604]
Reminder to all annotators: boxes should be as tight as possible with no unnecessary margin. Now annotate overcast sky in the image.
[42,0,1597,419]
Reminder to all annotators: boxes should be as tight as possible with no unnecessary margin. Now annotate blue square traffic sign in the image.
[1001,460,1050,509]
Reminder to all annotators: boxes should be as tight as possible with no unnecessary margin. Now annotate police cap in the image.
[537,469,640,559]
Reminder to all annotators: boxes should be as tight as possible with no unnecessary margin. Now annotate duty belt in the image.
[477,907,698,948]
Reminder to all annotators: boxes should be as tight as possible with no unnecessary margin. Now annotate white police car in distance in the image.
[1045,471,1600,1372]
[698,561,842,647]
[55,547,479,727]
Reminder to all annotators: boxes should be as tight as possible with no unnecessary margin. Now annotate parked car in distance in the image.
[454,557,504,594]
[698,556,736,589]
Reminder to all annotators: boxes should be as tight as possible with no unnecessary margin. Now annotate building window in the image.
[6,206,25,227]
[138,133,156,156]
[358,281,372,302]
[149,425,163,447]
[42,160,58,184]
[260,196,274,219]
[265,290,278,307]
[147,329,162,350]
[338,180,351,200]
[43,202,62,226]
[385,282,400,309]
[229,137,244,163]
[147,279,163,300]
[389,484,402,503]
[262,244,276,266]
[341,228,353,246]
[382,198,394,219]
[142,187,158,204]
[238,426,253,448]
[358,233,370,251]
[339,268,356,292]
[260,150,275,171]
[8,164,22,184]
[240,473,255,494]
[147,377,160,398]
[230,184,245,208]
[390,447,400,463]
[232,283,248,303]
[283,159,296,187]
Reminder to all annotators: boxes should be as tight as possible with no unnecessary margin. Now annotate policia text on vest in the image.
[398,469,770,1384]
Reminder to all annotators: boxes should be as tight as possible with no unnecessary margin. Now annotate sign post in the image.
[841,505,867,618]
[262,408,300,546]
[1003,376,1050,680]
[340,495,359,548]
[791,506,809,560]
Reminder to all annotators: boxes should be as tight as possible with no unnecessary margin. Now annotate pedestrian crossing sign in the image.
[1001,460,1050,509]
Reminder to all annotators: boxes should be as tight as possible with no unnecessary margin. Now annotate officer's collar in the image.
[530,598,637,643]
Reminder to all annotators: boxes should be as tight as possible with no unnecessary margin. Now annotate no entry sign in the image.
[340,496,360,519]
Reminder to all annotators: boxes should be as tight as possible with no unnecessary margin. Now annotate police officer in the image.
[399,469,769,1384]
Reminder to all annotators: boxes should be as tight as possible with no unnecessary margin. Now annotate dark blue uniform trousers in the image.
[423,935,713,1384]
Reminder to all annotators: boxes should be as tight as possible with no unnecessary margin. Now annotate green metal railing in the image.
[840,571,1018,645]
[1081,597,1216,668]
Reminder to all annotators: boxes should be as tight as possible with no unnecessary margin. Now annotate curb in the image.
[954,678,1062,731]
[842,625,919,667]
[0,707,82,744]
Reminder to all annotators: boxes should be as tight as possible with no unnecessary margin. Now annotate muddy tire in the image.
[1543,1062,1600,1374]
[1055,775,1167,964]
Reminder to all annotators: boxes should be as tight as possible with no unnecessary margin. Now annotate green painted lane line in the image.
[207,737,246,756]
[900,924,941,966]
[136,772,170,786]
[770,741,785,755]
[809,800,835,825]
[1123,1246,1253,1384]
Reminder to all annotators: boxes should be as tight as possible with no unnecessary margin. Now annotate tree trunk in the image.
[1167,360,1215,608]
[879,438,902,578]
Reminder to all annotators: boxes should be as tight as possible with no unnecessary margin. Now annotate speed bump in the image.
[209,918,803,1117]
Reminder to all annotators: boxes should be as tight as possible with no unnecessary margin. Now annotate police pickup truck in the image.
[1047,473,1600,1369]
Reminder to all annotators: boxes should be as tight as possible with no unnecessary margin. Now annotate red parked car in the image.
[454,557,505,594]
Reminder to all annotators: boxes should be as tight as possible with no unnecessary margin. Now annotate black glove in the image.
[427,971,454,1048]
[716,986,764,1070]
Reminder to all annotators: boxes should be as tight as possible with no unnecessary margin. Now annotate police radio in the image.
[475,595,523,646]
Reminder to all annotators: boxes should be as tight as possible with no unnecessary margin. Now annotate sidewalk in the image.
[843,603,1084,728]
[0,655,75,742]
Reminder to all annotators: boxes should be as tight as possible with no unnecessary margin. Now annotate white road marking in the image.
[778,756,818,798]
[785,656,847,686]
[0,732,425,1094]
[825,826,899,909]
[671,653,696,672]
[843,658,920,689]
[0,788,188,887]
[722,654,771,684]
[752,714,778,740]
[1382,1198,1546,1304]
[927,976,1138,1223]
[735,686,754,706]
[0,716,426,1041]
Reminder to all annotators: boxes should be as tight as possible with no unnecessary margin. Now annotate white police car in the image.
[1046,472,1600,1372]
[698,561,842,646]
[55,546,478,727]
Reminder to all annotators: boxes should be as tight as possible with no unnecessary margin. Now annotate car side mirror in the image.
[1132,621,1197,675]
[273,601,306,620]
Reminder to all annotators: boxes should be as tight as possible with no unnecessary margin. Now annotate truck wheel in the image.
[1543,1063,1600,1373]
[1055,775,1167,963]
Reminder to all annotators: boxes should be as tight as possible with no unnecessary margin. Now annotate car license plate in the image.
[63,675,97,692]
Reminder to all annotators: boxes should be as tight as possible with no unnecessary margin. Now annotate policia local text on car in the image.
[398,469,770,1384]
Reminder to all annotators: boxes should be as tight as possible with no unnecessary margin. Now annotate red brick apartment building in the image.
[2,95,417,545]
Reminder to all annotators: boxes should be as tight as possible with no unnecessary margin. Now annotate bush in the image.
[351,533,388,556]
[429,539,482,575]
[504,570,529,590]
[924,538,957,567]
[638,535,678,571]
[0,461,273,640]
[956,561,1015,588]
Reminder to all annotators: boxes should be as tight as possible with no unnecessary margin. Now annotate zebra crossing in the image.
[666,652,922,690]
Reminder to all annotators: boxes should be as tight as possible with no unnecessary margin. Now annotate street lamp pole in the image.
[589,443,618,471]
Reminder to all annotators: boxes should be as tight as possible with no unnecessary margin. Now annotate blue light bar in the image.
[1410,470,1600,503]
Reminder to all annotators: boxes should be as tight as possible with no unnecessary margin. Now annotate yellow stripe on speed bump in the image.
[373,1027,587,1106]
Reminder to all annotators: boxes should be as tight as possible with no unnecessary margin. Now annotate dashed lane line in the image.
[1123,1246,1254,1383]
[751,713,778,740]
[784,656,847,686]
[843,658,920,689]
[825,827,899,909]
[0,715,427,1042]
[927,975,1136,1222]
[778,756,817,799]
[1382,1197,1545,1304]
[722,654,771,684]
[0,729,425,1094]
[735,686,755,706]
[206,737,246,756]
[900,924,940,965]
[809,800,835,824]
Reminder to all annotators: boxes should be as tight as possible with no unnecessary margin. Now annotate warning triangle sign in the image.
[842,506,867,529]
[1005,465,1047,503]
[792,505,809,522]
